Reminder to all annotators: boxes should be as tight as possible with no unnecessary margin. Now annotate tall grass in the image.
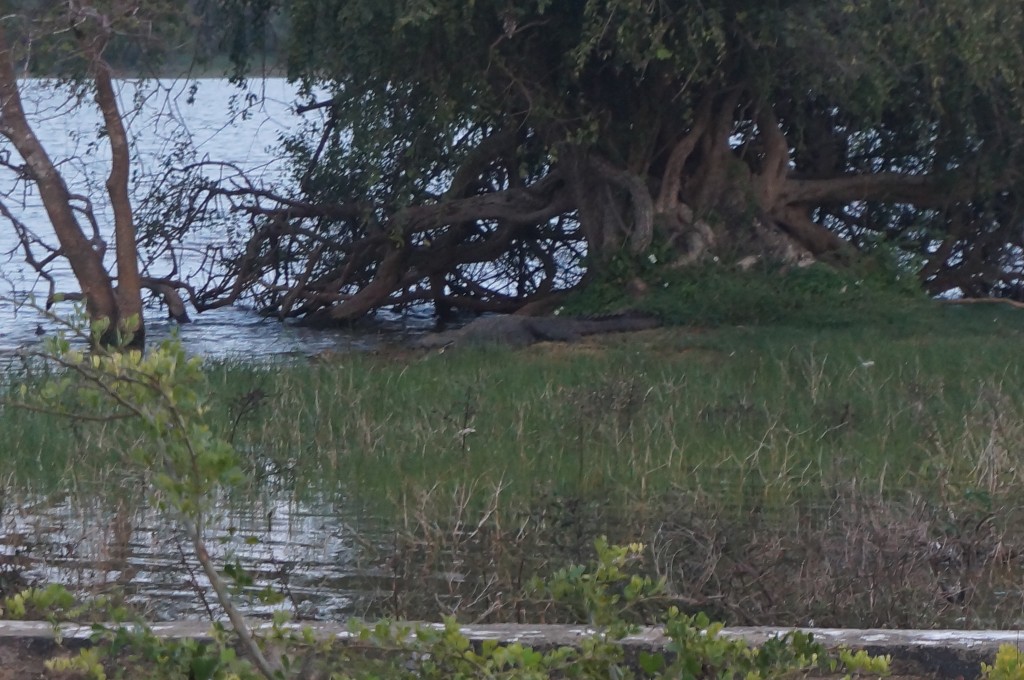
[6,302,1022,510]
[6,301,1024,626]
[177,303,1024,519]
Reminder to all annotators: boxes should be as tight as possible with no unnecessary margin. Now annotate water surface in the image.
[0,78,411,358]
[0,485,395,621]
[0,79,425,622]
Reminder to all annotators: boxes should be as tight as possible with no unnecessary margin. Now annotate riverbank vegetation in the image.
[185,0,1024,324]
[2,1,1024,676]
[5,0,1024,344]
[4,280,1024,630]
[5,544,893,680]
[0,318,907,679]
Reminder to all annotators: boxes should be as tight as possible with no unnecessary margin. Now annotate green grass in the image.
[6,298,1024,626]
[4,300,1024,517]
[180,301,1024,517]
[6,301,1024,503]
[561,253,931,327]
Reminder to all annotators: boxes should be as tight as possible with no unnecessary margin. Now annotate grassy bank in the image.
[217,301,1024,508]
[4,297,1024,627]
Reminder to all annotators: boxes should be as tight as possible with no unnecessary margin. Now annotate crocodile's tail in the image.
[572,311,662,336]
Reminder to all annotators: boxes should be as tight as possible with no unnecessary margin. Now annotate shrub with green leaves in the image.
[982,645,1024,680]
[10,326,278,678]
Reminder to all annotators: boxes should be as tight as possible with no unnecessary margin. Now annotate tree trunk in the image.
[564,94,826,273]
[0,23,144,348]
[94,56,144,347]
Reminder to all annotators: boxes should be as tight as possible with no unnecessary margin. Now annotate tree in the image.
[0,1,212,347]
[202,0,1024,323]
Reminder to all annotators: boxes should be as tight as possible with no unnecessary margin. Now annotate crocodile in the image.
[412,312,661,350]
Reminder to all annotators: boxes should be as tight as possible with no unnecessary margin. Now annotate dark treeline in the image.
[3,0,285,76]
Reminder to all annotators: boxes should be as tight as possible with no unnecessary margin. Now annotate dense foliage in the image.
[177,0,1024,322]
[4,1,1024,325]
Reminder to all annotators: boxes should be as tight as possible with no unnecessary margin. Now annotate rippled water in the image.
[0,78,419,358]
[0,79,429,621]
[0,486,396,621]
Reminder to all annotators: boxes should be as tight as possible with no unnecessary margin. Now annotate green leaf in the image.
[188,651,220,680]
[639,651,666,674]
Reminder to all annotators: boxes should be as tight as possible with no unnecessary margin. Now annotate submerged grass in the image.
[202,301,1024,627]
[4,300,1024,508]
[5,299,1024,626]
[192,301,1024,513]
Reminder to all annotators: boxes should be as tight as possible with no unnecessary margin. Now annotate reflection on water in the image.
[1,304,427,361]
[0,481,395,621]
[0,78,436,619]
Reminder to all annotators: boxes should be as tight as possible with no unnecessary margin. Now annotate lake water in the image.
[0,486,394,621]
[0,78,426,358]
[0,79,428,622]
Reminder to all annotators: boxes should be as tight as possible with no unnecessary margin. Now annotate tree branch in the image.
[592,156,654,254]
[754,103,790,207]
[780,172,975,208]
[655,95,713,213]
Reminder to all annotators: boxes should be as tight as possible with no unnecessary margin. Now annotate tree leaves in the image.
[209,0,1024,316]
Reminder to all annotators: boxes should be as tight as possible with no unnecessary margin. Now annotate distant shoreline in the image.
[16,57,287,81]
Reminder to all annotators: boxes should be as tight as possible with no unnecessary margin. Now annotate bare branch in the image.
[780,172,976,208]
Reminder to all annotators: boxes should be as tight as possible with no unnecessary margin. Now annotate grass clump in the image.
[561,251,928,327]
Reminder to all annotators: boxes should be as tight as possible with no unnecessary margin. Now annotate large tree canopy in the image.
[199,0,1024,322]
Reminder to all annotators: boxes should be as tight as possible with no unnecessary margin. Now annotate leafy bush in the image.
[982,645,1024,680]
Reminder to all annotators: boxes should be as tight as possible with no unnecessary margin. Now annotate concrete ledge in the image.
[0,621,1016,679]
